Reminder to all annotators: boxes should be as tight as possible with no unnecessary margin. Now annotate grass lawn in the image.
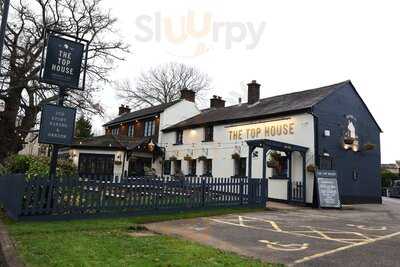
[2,207,282,267]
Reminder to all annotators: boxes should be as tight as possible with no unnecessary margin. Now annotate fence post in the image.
[248,178,255,205]
[239,179,244,205]
[0,174,25,220]
[201,178,206,207]
[261,177,267,205]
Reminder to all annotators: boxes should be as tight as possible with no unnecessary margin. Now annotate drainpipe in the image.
[121,150,126,180]
[308,109,320,208]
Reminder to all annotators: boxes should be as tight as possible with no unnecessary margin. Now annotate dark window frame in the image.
[78,153,114,178]
[176,130,183,145]
[188,159,196,176]
[204,126,214,142]
[203,159,212,176]
[127,124,134,137]
[111,127,119,136]
[164,160,171,175]
[144,120,155,137]
[271,155,289,179]
[234,157,247,177]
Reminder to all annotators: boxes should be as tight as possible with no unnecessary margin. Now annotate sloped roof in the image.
[163,81,349,132]
[71,135,151,150]
[103,100,181,127]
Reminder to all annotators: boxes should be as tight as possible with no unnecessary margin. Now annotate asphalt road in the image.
[146,198,400,267]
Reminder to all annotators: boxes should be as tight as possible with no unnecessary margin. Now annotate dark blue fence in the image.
[0,175,267,221]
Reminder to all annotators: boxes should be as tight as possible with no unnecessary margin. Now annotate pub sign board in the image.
[315,170,341,208]
[41,34,84,89]
[39,104,77,146]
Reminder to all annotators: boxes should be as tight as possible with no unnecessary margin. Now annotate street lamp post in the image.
[0,0,10,67]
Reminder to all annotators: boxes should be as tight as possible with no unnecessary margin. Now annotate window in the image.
[128,124,134,137]
[144,120,155,136]
[164,160,171,175]
[234,158,247,177]
[176,130,183,144]
[271,155,288,178]
[188,160,196,176]
[78,153,114,178]
[204,126,213,142]
[174,160,182,175]
[111,127,119,136]
[203,159,212,176]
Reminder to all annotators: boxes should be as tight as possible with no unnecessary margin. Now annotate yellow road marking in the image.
[259,240,309,251]
[291,231,400,266]
[347,224,387,231]
[209,218,352,244]
[240,216,283,232]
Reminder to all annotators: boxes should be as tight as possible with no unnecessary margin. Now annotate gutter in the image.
[162,108,312,133]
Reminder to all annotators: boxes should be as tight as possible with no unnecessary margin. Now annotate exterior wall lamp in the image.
[148,139,155,152]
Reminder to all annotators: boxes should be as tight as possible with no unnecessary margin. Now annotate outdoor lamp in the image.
[148,139,155,152]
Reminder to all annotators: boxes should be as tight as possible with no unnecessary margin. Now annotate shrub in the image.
[3,154,32,174]
[381,169,398,188]
[2,154,77,179]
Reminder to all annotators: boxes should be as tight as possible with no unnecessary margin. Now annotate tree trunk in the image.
[0,94,22,162]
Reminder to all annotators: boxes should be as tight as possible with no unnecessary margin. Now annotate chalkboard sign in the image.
[41,35,84,89]
[39,104,77,146]
[316,170,341,208]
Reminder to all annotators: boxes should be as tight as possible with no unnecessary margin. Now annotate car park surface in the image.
[146,198,400,266]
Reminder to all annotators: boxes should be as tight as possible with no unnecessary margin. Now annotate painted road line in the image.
[291,231,400,266]
[209,218,353,244]
[259,240,309,251]
[346,224,387,231]
[240,216,283,232]
[233,216,363,244]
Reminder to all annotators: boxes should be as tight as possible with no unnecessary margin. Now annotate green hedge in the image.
[2,154,77,179]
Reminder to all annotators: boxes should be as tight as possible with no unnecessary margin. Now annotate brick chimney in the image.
[118,105,131,115]
[210,95,225,108]
[247,80,260,105]
[180,88,196,102]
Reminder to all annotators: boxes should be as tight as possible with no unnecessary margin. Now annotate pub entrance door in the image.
[128,157,152,176]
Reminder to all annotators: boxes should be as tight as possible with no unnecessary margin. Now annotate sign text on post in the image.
[41,34,85,89]
[39,104,77,146]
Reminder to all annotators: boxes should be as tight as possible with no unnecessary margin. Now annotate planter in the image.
[198,156,208,161]
[363,143,376,151]
[306,164,316,173]
[231,153,241,160]
[267,160,279,168]
[183,155,192,161]
[343,137,355,145]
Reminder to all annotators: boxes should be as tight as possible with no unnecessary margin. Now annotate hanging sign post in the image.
[39,30,89,178]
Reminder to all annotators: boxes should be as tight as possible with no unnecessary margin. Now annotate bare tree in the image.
[117,62,211,109]
[0,0,129,162]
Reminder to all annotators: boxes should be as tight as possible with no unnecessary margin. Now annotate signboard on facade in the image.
[41,35,84,89]
[227,119,295,141]
[38,104,77,146]
[316,170,341,208]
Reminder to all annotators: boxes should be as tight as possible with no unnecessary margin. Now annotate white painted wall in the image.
[161,113,316,203]
[159,100,200,132]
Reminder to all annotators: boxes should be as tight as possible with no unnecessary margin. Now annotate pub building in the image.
[66,80,382,205]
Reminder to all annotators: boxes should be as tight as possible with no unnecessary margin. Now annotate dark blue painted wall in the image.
[313,82,381,204]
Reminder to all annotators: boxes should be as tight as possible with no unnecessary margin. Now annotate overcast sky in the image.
[93,0,400,163]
